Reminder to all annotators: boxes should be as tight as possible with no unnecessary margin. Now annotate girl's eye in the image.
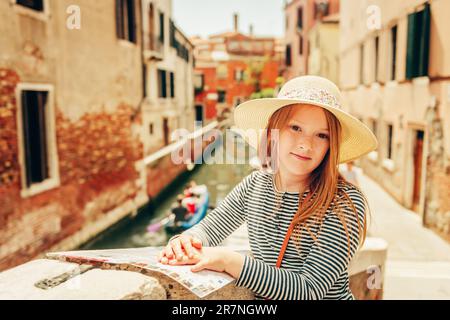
[290,125,301,132]
[317,133,329,140]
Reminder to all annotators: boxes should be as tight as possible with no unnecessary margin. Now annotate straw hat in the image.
[233,75,378,163]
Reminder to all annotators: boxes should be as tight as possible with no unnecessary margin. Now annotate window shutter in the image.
[418,3,430,77]
[129,0,137,43]
[405,12,417,79]
[115,0,124,39]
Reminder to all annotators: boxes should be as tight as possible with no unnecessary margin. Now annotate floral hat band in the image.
[278,87,342,110]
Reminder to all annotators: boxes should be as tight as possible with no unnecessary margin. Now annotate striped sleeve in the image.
[235,188,366,300]
[181,170,257,247]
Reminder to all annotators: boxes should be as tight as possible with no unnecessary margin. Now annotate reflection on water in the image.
[79,144,253,250]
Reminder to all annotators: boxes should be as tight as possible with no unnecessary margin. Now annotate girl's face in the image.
[276,104,330,177]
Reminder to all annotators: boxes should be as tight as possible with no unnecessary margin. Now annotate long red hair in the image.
[257,104,369,261]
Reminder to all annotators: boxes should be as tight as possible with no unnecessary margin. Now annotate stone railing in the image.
[0,238,387,300]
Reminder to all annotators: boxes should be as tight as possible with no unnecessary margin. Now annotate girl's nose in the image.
[297,136,313,152]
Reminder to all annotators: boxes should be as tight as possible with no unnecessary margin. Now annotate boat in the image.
[164,186,209,234]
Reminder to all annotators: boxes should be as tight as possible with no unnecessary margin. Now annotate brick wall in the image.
[0,68,145,271]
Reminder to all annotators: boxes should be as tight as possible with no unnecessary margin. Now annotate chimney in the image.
[233,13,239,32]
[249,24,254,36]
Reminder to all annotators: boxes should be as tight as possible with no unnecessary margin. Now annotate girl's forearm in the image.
[224,251,245,279]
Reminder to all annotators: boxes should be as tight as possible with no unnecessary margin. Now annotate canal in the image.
[79,142,253,250]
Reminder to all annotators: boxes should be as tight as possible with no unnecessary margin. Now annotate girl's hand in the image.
[160,247,245,279]
[157,234,203,264]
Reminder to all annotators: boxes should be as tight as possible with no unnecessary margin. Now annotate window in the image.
[406,4,430,79]
[158,69,167,98]
[21,90,49,187]
[194,74,204,95]
[387,124,393,159]
[234,69,244,82]
[177,44,189,62]
[169,72,175,98]
[169,19,175,48]
[297,7,303,29]
[370,119,378,138]
[374,36,379,82]
[142,64,147,98]
[218,90,226,103]
[149,123,154,135]
[16,84,59,197]
[217,64,228,79]
[16,0,43,11]
[159,11,165,43]
[241,41,251,51]
[228,41,239,51]
[286,44,292,66]
[115,0,136,43]
[299,35,303,55]
[391,25,398,81]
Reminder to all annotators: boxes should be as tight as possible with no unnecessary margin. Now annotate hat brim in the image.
[233,98,378,164]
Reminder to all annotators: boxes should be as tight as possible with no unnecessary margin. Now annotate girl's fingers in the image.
[180,238,194,258]
[165,244,175,259]
[171,238,185,261]
[192,237,202,249]
[191,258,209,272]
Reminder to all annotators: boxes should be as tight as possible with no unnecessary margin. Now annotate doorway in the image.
[195,105,204,126]
[163,117,169,146]
[412,130,424,213]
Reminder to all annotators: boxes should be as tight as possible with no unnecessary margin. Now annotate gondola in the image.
[164,187,209,234]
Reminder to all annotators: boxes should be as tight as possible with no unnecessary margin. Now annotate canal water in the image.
[79,141,254,250]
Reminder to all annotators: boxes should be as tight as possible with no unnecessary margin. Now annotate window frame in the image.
[158,69,167,98]
[386,123,394,160]
[15,83,60,198]
[116,0,137,44]
[374,35,379,83]
[12,0,50,20]
[405,4,431,79]
[297,6,303,30]
[169,71,175,98]
[390,25,398,81]
[285,44,292,66]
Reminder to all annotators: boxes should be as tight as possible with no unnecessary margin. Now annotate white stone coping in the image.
[349,237,388,276]
[143,121,219,166]
[0,237,388,299]
[381,159,395,172]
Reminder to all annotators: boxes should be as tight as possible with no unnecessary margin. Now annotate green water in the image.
[79,153,253,250]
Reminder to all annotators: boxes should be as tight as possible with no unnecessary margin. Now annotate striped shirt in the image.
[182,169,366,300]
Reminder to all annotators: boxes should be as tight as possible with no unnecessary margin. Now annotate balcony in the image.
[143,33,164,61]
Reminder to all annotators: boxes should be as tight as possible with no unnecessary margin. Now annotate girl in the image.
[157,76,378,300]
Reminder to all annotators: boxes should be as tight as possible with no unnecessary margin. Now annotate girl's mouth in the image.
[290,152,312,161]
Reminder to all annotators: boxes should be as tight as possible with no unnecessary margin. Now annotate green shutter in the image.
[418,3,431,77]
[406,12,416,79]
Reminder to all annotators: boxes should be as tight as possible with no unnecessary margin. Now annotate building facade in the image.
[284,0,339,80]
[192,14,283,122]
[340,0,450,241]
[0,0,196,271]
[307,13,340,84]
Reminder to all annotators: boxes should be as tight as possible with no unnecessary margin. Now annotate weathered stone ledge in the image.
[0,238,387,300]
